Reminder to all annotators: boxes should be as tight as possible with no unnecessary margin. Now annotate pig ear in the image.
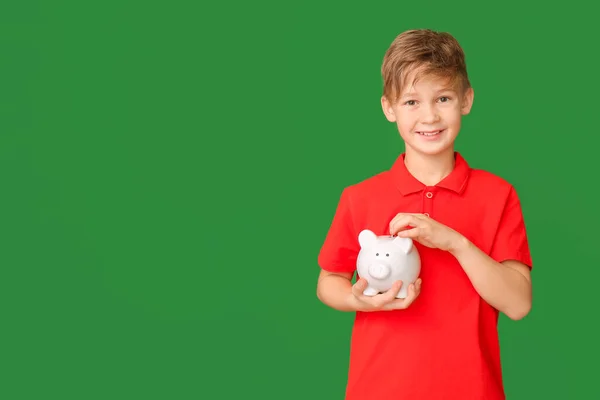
[358,230,377,248]
[393,236,413,254]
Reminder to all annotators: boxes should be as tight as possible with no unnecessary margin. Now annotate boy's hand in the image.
[350,278,422,311]
[389,213,465,252]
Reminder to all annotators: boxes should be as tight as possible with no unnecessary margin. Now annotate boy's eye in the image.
[404,100,416,106]
[439,96,450,102]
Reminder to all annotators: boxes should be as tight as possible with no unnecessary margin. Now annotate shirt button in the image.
[425,192,433,198]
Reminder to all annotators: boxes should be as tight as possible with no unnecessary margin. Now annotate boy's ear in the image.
[381,96,397,122]
[461,87,475,115]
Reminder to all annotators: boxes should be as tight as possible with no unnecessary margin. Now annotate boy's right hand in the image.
[350,278,422,311]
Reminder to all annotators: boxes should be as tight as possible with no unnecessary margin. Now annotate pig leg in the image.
[363,286,379,296]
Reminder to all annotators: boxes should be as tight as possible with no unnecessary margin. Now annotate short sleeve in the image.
[489,186,533,268]
[317,188,359,274]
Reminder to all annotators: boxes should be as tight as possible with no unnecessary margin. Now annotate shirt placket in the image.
[422,187,435,217]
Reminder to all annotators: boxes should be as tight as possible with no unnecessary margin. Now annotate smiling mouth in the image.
[416,130,444,136]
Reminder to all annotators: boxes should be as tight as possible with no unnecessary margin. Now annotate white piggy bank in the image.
[356,229,421,299]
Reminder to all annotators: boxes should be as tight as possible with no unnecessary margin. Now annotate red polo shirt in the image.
[318,152,532,400]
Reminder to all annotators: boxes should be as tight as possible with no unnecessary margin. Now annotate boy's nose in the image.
[420,105,440,123]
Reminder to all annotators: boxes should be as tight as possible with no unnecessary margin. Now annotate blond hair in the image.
[381,29,471,104]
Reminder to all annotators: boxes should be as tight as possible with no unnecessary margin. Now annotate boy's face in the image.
[381,71,474,158]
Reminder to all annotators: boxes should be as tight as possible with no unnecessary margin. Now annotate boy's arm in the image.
[390,185,533,320]
[317,187,422,312]
[449,238,532,320]
[316,270,358,312]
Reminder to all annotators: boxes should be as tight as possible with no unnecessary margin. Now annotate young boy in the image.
[316,29,533,400]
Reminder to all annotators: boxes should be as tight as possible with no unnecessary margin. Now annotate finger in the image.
[412,279,422,300]
[389,215,419,236]
[403,279,422,305]
[390,212,407,221]
[380,280,403,303]
[392,213,425,220]
[397,227,421,238]
[400,283,419,308]
[389,214,413,230]
[388,213,404,230]
[351,278,368,298]
[384,280,421,310]
[359,281,401,309]
[394,213,428,223]
[381,288,411,310]
[352,280,389,307]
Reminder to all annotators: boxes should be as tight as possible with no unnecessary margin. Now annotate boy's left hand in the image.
[389,213,465,252]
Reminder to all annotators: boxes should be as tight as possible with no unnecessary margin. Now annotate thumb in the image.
[355,278,368,289]
[352,278,368,296]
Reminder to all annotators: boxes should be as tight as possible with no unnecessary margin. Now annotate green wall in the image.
[1,1,596,398]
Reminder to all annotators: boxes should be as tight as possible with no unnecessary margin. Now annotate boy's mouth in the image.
[416,129,444,137]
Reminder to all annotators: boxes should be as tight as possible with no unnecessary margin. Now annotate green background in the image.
[1,1,597,399]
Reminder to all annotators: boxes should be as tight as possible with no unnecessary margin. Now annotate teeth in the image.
[418,130,441,136]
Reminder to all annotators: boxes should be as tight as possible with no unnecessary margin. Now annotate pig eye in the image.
[376,253,379,256]
[386,253,389,257]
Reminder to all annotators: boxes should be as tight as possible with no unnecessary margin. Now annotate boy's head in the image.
[381,29,471,105]
[380,29,474,157]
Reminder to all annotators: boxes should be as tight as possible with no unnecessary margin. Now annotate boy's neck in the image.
[403,148,456,187]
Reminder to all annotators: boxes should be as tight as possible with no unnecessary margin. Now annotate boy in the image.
[316,29,533,400]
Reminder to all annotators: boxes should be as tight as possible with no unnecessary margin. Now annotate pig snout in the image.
[368,263,391,280]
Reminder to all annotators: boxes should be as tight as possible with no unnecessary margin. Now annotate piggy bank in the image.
[356,229,421,299]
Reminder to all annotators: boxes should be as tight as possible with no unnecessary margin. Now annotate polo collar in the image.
[390,152,471,195]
